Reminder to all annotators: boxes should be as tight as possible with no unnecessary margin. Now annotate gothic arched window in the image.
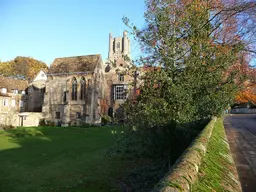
[80,77,86,100]
[72,77,77,100]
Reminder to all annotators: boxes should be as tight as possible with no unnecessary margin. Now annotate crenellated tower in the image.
[108,31,131,67]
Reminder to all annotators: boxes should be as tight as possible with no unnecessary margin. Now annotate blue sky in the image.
[0,0,146,65]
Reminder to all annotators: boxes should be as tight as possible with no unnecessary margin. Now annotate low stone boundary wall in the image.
[0,112,43,127]
[152,118,217,192]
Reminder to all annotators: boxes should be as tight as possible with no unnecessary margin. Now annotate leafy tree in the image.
[235,81,256,105]
[110,2,256,185]
[110,2,256,190]
[122,0,256,128]
[0,56,48,80]
[0,61,15,77]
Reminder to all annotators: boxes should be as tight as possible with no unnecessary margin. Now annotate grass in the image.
[0,126,139,192]
[192,118,240,192]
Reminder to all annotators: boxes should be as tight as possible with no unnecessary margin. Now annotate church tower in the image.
[104,31,133,115]
[108,31,131,67]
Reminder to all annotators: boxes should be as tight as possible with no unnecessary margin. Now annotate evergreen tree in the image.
[122,0,255,127]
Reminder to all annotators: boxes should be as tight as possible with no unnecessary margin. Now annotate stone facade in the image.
[0,76,28,115]
[0,112,43,127]
[0,76,29,126]
[104,31,136,115]
[108,31,131,65]
[42,54,104,125]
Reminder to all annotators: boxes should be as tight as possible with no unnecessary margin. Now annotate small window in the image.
[76,112,81,119]
[56,112,60,119]
[118,74,124,81]
[63,91,67,102]
[41,73,45,77]
[3,99,8,106]
[12,89,18,94]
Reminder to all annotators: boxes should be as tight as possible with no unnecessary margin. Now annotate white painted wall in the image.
[33,70,47,82]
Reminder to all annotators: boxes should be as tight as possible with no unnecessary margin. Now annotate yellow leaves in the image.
[235,84,256,104]
[0,57,48,79]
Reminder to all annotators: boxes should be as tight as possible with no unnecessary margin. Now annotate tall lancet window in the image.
[80,77,86,100]
[72,77,77,100]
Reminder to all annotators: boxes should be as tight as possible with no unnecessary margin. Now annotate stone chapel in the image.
[42,31,136,125]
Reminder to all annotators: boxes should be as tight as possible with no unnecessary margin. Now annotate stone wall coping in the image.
[152,117,217,192]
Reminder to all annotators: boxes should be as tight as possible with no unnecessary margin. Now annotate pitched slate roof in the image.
[48,54,101,74]
[0,76,28,92]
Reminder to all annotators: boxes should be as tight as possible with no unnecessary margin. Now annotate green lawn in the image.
[0,126,133,192]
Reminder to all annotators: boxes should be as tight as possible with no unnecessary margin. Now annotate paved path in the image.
[224,114,256,192]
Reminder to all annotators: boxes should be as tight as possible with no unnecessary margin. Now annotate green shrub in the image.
[39,119,46,126]
[101,115,111,125]
[77,120,91,128]
[107,120,209,191]
[45,120,55,126]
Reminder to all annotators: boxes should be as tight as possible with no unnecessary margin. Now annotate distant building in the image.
[42,54,105,125]
[42,31,142,125]
[0,76,28,125]
[27,69,47,112]
[0,31,143,127]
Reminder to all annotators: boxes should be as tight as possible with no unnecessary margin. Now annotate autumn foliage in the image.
[0,56,48,80]
[235,81,256,104]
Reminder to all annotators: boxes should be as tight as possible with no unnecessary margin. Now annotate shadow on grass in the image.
[105,119,209,192]
[0,119,209,192]
[0,126,125,192]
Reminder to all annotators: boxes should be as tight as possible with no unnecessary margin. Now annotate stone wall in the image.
[152,118,217,192]
[0,112,43,127]
[152,117,242,192]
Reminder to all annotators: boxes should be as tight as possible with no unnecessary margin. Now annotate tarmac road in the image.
[224,114,256,192]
